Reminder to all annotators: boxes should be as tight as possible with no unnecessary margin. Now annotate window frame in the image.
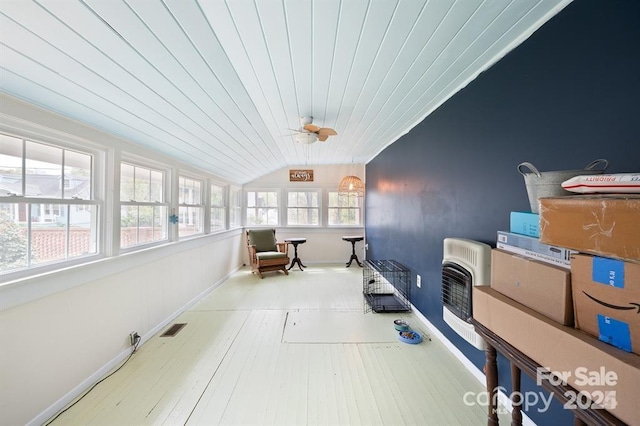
[0,131,103,278]
[177,173,205,238]
[118,158,170,252]
[245,189,280,226]
[326,190,363,227]
[286,189,321,227]
[228,185,242,229]
[209,182,227,233]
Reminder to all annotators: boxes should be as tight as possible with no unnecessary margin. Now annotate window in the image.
[229,186,241,228]
[287,190,319,226]
[210,183,226,232]
[120,162,168,248]
[246,190,278,225]
[328,191,361,226]
[178,176,204,237]
[1,133,99,274]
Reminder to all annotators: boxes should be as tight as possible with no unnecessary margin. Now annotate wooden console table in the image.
[469,318,625,426]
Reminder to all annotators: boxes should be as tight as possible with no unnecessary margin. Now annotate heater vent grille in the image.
[441,262,473,320]
[161,323,186,337]
[441,238,491,350]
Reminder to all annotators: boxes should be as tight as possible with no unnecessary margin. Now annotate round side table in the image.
[285,238,307,271]
[342,235,364,267]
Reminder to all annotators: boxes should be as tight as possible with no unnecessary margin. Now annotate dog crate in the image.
[363,259,411,313]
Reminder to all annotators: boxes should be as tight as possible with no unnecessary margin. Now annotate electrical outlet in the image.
[416,275,421,288]
[129,332,140,346]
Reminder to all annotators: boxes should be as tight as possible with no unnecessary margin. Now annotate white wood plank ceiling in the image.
[0,0,572,184]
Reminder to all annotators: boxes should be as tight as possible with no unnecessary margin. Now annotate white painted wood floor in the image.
[49,264,508,425]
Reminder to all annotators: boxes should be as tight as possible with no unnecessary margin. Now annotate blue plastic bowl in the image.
[393,319,411,332]
[398,330,422,344]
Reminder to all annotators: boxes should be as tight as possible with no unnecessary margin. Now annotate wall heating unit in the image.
[441,238,491,350]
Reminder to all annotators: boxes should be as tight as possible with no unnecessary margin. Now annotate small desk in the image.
[469,318,624,426]
[342,236,364,267]
[285,238,307,271]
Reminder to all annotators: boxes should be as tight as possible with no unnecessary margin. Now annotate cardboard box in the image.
[473,286,640,426]
[571,253,640,355]
[491,249,573,325]
[539,194,640,262]
[510,211,540,238]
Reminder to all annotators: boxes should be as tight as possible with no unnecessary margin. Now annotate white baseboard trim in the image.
[411,304,536,426]
[29,266,241,426]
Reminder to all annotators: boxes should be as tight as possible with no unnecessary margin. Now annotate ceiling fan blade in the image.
[317,127,337,136]
[318,134,329,142]
[303,124,320,133]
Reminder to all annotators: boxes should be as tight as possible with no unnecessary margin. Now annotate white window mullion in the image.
[21,139,26,196]
[26,203,33,267]
[65,204,70,259]
[107,148,120,257]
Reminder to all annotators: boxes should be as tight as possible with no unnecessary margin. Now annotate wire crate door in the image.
[363,260,411,313]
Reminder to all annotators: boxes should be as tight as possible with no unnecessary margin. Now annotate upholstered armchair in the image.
[246,229,290,278]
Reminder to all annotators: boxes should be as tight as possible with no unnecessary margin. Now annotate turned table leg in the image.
[485,343,499,426]
[511,363,522,426]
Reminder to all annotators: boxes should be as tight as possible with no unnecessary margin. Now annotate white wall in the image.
[0,96,246,425]
[0,232,244,425]
[0,95,366,424]
[243,163,366,265]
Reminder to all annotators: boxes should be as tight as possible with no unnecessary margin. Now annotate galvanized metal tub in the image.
[517,159,608,213]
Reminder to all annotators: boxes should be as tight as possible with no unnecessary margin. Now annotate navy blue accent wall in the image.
[365,1,640,424]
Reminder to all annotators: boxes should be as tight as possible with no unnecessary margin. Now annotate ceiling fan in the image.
[289,116,337,144]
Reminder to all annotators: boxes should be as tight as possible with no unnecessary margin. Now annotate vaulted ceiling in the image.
[1,0,571,184]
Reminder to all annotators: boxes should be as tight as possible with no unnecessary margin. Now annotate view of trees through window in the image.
[246,191,278,225]
[287,191,319,225]
[328,191,361,225]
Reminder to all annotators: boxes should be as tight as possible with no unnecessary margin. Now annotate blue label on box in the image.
[597,315,632,352]
[592,257,625,288]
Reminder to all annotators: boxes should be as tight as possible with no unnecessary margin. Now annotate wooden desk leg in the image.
[485,343,499,426]
[510,363,522,426]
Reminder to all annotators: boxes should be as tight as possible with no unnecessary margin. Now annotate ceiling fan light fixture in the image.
[289,116,337,143]
[338,175,365,196]
[295,133,318,144]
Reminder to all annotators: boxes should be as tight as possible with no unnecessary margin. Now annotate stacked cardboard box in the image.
[570,254,640,355]
[473,286,640,426]
[473,196,640,425]
[494,215,576,325]
[490,249,573,325]
[539,194,640,355]
[539,194,640,263]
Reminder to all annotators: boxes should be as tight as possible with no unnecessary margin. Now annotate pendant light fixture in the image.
[338,159,365,196]
[338,175,365,196]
